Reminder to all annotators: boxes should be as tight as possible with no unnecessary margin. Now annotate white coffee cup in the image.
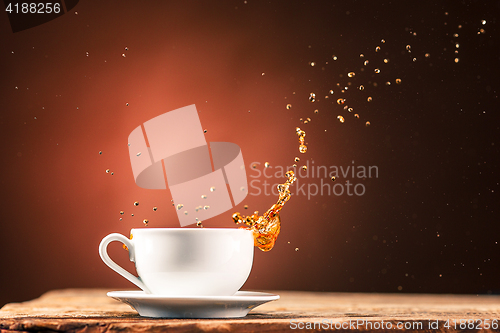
[99,228,254,296]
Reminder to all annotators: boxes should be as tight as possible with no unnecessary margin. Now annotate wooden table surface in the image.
[1,289,499,332]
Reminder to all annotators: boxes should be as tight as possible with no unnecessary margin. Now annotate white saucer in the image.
[107,290,280,318]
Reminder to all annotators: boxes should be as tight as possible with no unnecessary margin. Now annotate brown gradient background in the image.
[1,1,499,307]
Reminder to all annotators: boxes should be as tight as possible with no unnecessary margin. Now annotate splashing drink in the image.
[232,170,296,252]
[232,127,306,251]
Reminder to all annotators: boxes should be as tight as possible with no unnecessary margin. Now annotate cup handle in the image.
[99,233,151,293]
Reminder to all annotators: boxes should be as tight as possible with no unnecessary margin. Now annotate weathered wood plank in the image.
[1,289,499,332]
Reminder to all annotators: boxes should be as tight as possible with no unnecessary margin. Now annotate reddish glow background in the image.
[1,1,499,306]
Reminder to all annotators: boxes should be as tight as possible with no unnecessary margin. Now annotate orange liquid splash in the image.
[232,170,296,251]
[232,127,306,252]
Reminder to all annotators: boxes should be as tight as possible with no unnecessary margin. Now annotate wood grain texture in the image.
[1,289,499,332]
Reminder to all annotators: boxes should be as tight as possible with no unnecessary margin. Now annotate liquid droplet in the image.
[210,186,216,192]
[337,115,345,123]
[482,19,486,25]
[375,46,380,52]
[302,165,307,171]
[406,45,411,51]
[358,85,364,91]
[143,219,149,226]
[296,127,307,153]
[337,98,345,105]
[383,58,389,63]
[106,169,110,173]
[240,187,246,191]
[265,162,270,168]
[153,207,157,211]
[331,176,337,182]
[176,204,183,210]
[364,60,369,66]
[294,157,300,162]
[354,114,360,119]
[332,55,337,60]
[244,205,248,209]
[184,211,188,215]
[286,104,292,110]
[329,89,334,94]
[366,121,371,127]
[201,194,207,199]
[348,72,355,78]
[120,211,124,215]
[136,152,141,157]
[395,78,402,84]
[374,68,380,74]
[204,205,210,210]
[309,93,316,102]
[310,61,315,66]
[367,97,373,102]
[454,58,459,63]
[99,151,102,155]
[134,201,139,206]
[295,248,299,251]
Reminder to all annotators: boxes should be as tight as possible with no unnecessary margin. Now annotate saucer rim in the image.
[107,290,279,301]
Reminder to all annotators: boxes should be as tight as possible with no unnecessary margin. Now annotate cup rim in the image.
[131,228,251,233]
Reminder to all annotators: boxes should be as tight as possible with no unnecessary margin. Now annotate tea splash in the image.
[232,127,305,251]
[232,169,296,251]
